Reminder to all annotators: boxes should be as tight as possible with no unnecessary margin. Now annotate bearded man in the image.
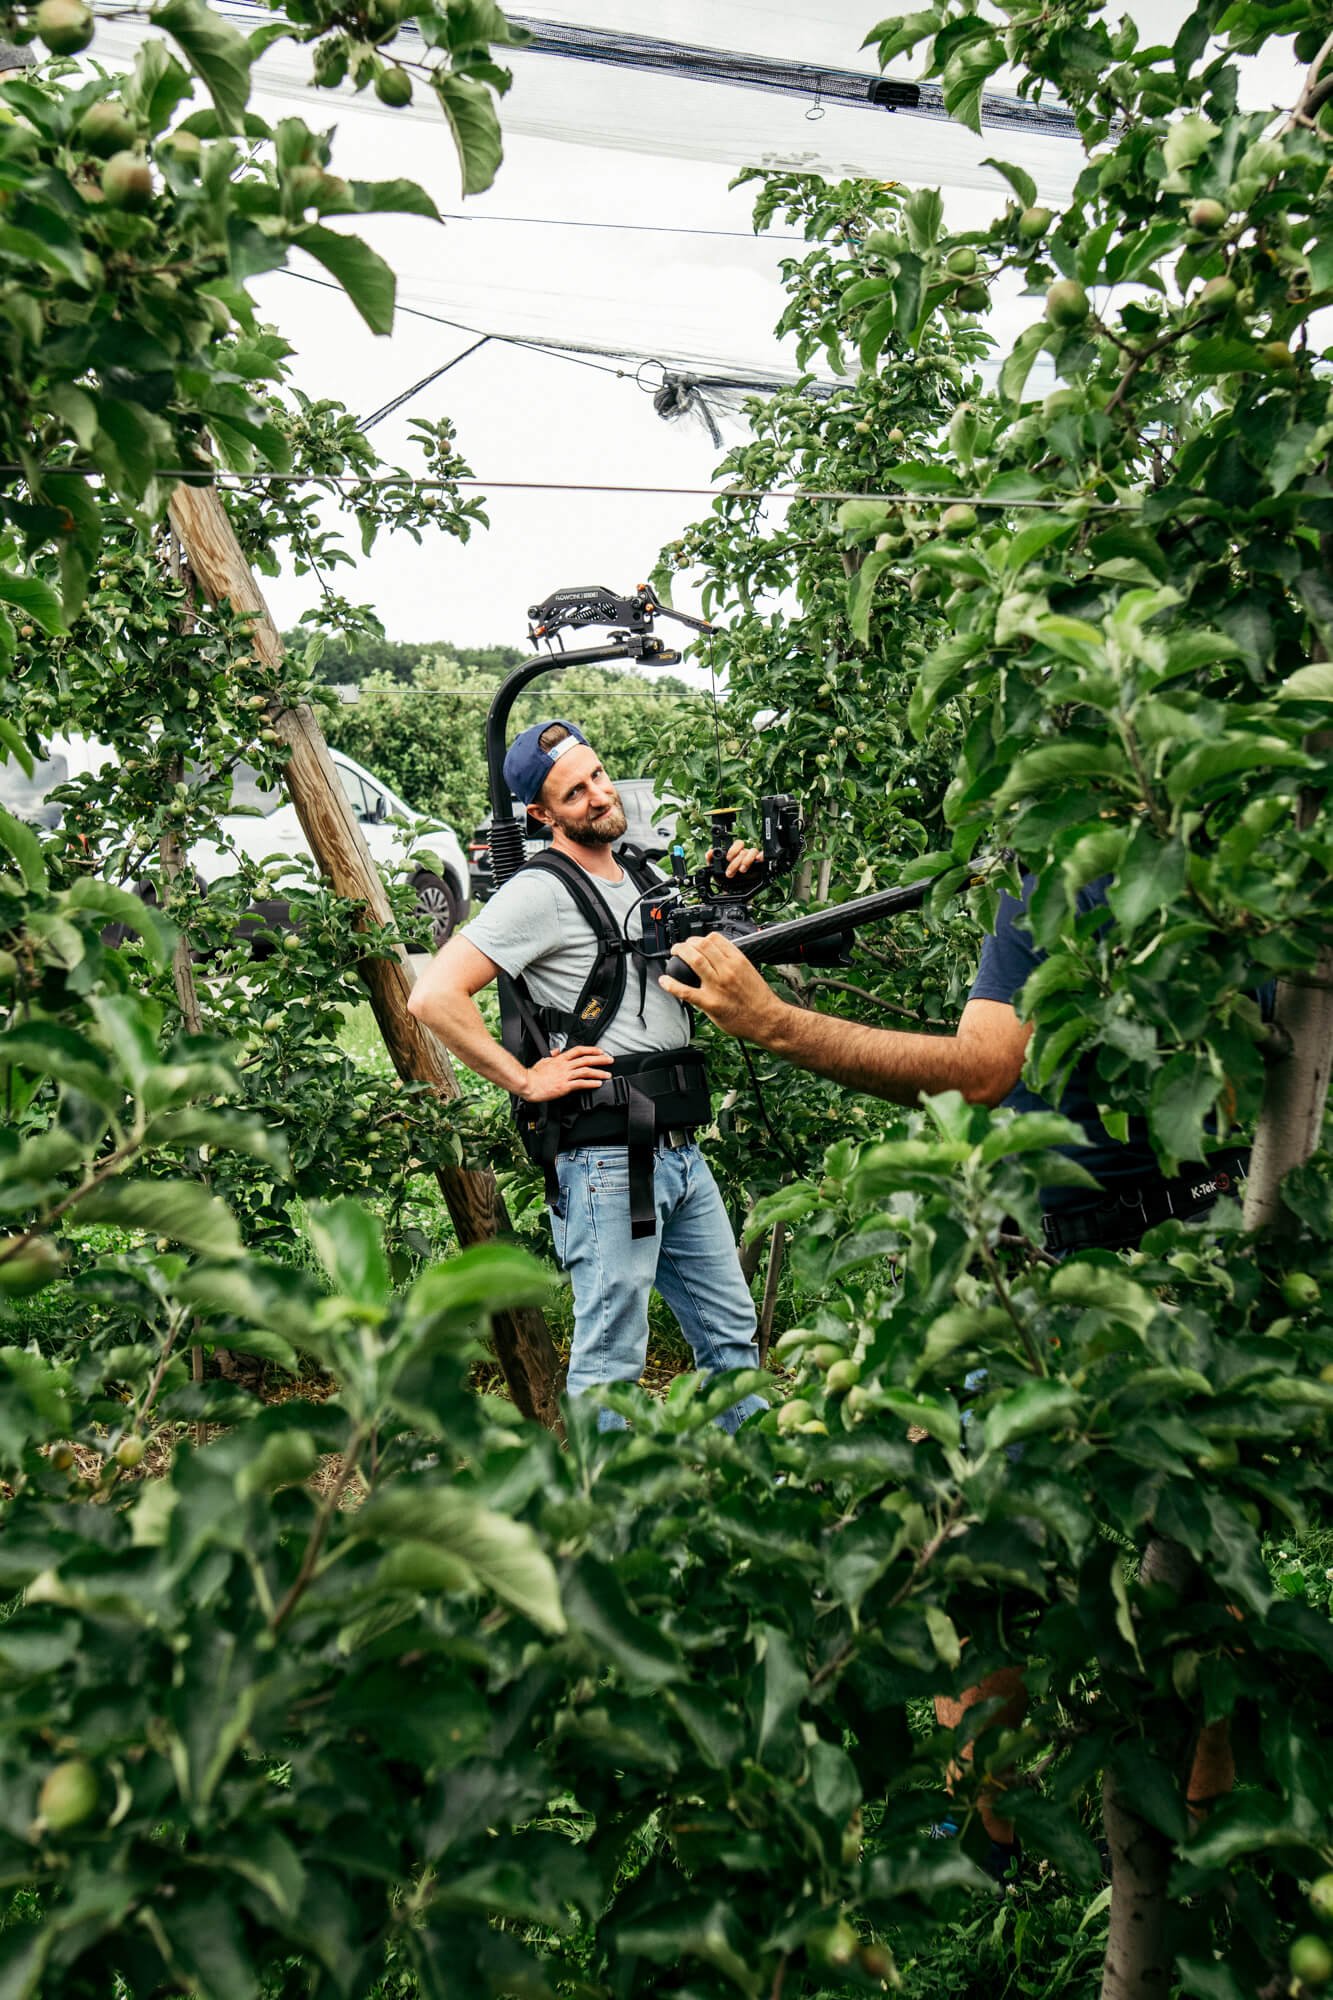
[408,720,767,1431]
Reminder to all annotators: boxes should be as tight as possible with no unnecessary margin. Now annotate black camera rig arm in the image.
[653,876,940,988]
[527,584,712,646]
[485,585,713,888]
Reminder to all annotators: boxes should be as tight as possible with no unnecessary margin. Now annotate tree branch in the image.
[269,1425,369,1633]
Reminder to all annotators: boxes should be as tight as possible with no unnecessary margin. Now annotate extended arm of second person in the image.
[659,931,1031,1108]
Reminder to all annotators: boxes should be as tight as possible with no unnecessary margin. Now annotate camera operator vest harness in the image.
[496,848,713,1240]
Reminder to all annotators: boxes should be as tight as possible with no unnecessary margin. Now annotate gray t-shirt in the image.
[463,861,690,1059]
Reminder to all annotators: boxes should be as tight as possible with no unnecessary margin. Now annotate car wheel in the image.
[413,870,460,950]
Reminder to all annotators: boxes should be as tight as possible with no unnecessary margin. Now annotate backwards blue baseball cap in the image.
[503,719,590,808]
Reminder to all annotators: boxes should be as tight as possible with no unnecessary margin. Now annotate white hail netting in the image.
[84,7,1305,644]
[94,1,1095,384]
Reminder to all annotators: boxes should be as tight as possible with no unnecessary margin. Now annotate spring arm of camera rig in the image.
[526,584,714,646]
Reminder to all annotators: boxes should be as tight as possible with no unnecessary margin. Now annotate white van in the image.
[0,738,470,949]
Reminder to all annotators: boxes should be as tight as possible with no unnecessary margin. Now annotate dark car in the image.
[468,778,676,905]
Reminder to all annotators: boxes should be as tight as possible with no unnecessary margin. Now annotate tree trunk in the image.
[757,1221,785,1366]
[1101,1768,1174,2000]
[162,533,204,1036]
[1242,707,1333,1234]
[167,483,562,1428]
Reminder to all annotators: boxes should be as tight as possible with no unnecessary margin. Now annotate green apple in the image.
[35,0,93,54]
[375,64,412,106]
[38,1759,99,1832]
[101,151,154,212]
[1290,1935,1333,1989]
[1189,198,1227,234]
[941,503,977,537]
[78,101,136,157]
[1045,279,1089,327]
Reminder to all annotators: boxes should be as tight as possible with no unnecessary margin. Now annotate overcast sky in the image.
[92,2,1305,653]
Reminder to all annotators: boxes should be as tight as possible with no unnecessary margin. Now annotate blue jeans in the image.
[549,1141,768,1432]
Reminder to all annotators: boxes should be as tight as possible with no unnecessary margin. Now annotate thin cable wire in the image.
[362,336,492,430]
[0,465,1134,510]
[274,270,832,398]
[330,685,714,699]
[278,269,633,380]
[707,626,725,802]
[437,211,805,243]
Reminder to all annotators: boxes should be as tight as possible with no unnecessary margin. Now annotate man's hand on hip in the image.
[660,934,785,1039]
[520,1045,614,1103]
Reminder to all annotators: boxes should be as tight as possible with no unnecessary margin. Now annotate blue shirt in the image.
[968,875,1160,1216]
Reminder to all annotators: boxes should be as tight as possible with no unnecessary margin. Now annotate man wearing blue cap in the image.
[409,720,768,1431]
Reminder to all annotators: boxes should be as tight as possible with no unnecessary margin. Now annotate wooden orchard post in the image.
[168,481,563,1429]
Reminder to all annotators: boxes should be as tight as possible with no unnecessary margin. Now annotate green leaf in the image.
[908,633,984,737]
[863,10,940,68]
[1183,336,1289,376]
[1003,515,1077,571]
[307,1197,390,1309]
[910,1306,1011,1386]
[991,741,1129,810]
[904,187,943,251]
[744,1181,817,1240]
[1109,1744,1189,1844]
[1148,1055,1221,1173]
[756,1623,806,1758]
[143,1108,288,1172]
[1161,112,1217,176]
[999,322,1048,404]
[66,879,172,966]
[125,36,196,127]
[292,226,396,335]
[1049,1261,1157,1334]
[1165,735,1311,805]
[836,499,891,542]
[355,1486,565,1634]
[347,178,441,221]
[0,1022,119,1109]
[924,1604,961,1668]
[1277,660,1333,701]
[0,722,33,779]
[981,156,1037,209]
[984,1380,1083,1453]
[407,1242,554,1325]
[978,1111,1086,1163]
[561,1559,684,1685]
[1107,824,1186,930]
[0,569,67,637]
[0,806,46,892]
[847,549,896,644]
[941,36,1001,134]
[78,1179,243,1256]
[433,74,503,196]
[1006,1793,1101,1887]
[153,0,251,130]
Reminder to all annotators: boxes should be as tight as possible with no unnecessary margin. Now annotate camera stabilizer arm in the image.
[485,585,712,888]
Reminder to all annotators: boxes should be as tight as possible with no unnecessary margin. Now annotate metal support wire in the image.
[362,335,492,431]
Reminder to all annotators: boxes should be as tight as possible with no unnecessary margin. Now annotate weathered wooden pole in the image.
[1242,715,1333,1235]
[168,481,563,1428]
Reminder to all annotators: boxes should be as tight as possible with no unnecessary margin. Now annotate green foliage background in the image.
[0,2,1332,1999]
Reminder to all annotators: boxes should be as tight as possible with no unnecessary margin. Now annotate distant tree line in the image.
[305,635,703,836]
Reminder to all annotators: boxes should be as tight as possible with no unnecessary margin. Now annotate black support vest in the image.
[496,848,712,1239]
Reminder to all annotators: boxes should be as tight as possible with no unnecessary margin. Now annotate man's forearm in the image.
[411,986,529,1095]
[758,1002,1004,1107]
